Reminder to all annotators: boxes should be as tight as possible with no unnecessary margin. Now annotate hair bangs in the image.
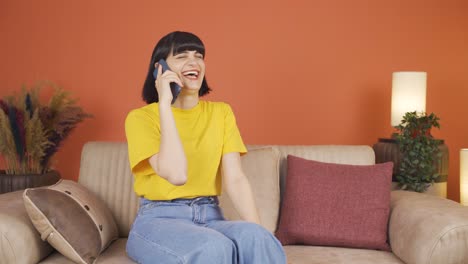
[171,34,205,56]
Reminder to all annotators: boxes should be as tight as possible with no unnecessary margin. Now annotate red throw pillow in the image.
[275,155,393,251]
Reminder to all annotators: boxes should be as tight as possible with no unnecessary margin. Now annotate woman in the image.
[125,31,286,264]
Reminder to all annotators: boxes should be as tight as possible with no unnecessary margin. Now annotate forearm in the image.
[152,103,187,185]
[225,175,261,224]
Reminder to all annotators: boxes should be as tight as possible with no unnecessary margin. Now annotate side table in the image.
[373,138,449,198]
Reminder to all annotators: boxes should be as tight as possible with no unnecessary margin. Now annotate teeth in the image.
[183,71,198,77]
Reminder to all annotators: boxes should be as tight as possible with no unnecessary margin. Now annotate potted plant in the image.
[0,81,91,194]
[395,111,442,192]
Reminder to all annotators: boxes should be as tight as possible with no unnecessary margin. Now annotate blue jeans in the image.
[126,196,286,264]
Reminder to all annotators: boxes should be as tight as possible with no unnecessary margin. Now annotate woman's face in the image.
[163,50,205,92]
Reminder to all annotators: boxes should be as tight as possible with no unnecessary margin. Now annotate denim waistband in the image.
[140,196,219,207]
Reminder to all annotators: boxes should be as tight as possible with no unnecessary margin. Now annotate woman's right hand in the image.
[154,63,183,105]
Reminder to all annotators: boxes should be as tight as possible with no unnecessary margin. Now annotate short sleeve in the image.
[222,104,247,155]
[125,109,160,175]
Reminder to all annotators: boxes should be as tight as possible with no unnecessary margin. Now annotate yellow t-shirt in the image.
[125,100,247,200]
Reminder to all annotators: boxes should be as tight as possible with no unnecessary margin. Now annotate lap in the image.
[205,220,287,263]
[127,218,236,264]
[130,217,232,250]
[127,217,271,255]
[126,199,285,263]
[206,220,272,240]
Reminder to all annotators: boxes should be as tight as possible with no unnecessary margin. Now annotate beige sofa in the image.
[1,142,468,264]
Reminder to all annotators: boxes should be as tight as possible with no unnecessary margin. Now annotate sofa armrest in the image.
[389,190,468,264]
[0,190,53,263]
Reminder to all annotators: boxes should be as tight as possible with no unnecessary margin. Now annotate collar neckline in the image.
[171,101,201,113]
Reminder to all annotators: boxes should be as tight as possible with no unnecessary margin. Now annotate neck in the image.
[172,93,199,109]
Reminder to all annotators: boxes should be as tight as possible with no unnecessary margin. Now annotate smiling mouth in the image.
[182,70,200,80]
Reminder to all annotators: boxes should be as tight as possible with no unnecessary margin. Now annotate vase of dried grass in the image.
[0,170,60,194]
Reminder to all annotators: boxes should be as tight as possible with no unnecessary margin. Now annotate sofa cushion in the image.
[39,239,135,264]
[78,142,139,237]
[284,245,404,264]
[389,190,468,264]
[219,147,281,233]
[23,179,119,264]
[275,155,392,251]
[0,190,54,264]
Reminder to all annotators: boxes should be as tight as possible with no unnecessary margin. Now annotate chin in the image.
[184,83,202,90]
[181,87,201,95]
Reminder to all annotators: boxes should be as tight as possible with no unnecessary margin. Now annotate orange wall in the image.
[1,0,468,201]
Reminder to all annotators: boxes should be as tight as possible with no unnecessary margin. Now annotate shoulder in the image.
[200,100,233,114]
[125,103,158,124]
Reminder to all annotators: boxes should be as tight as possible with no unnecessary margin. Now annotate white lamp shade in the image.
[391,72,427,127]
[461,149,468,206]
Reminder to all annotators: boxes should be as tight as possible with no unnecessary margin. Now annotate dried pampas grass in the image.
[0,81,91,174]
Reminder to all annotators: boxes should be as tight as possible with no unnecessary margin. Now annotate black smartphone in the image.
[153,59,181,104]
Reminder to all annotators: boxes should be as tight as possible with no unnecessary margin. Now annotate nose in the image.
[186,56,197,66]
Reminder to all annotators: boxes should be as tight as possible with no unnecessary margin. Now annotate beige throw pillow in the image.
[219,147,281,233]
[23,180,118,264]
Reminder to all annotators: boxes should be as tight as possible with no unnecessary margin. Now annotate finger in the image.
[166,77,183,87]
[161,69,175,77]
[161,71,181,82]
[157,63,162,76]
[162,71,183,81]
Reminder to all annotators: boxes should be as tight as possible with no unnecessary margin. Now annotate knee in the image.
[183,235,236,263]
[232,222,284,251]
[230,223,286,263]
[197,235,236,259]
[126,231,185,264]
[233,222,274,242]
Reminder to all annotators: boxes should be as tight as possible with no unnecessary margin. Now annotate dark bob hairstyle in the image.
[142,31,212,104]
